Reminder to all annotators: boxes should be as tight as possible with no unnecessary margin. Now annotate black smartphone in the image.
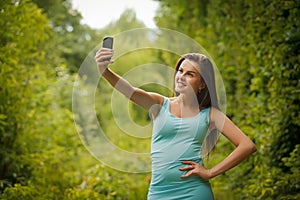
[102,36,113,49]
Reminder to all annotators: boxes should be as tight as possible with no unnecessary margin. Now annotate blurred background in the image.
[0,0,299,199]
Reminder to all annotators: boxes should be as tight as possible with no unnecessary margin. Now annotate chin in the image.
[175,87,185,94]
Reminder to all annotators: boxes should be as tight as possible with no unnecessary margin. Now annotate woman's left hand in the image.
[179,160,212,180]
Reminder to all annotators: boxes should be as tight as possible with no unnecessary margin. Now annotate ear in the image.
[199,82,206,91]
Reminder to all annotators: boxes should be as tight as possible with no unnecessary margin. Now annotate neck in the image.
[176,93,199,109]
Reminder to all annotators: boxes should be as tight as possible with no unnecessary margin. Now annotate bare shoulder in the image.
[169,97,176,102]
[148,92,165,106]
[209,107,227,130]
[209,107,226,119]
[147,92,165,119]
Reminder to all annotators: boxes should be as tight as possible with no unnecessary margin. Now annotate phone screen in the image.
[102,37,113,49]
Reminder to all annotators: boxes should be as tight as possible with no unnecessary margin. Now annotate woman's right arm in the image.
[94,48,164,115]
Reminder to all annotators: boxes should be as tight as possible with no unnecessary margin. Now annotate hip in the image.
[148,181,214,200]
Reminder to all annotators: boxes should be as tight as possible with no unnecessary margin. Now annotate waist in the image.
[150,159,206,186]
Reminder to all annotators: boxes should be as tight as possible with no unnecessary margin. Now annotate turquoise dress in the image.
[147,98,214,200]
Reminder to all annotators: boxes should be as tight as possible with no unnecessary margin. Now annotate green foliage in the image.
[64,164,150,200]
[104,8,146,33]
[32,0,101,73]
[1,0,299,199]
[0,0,52,188]
[155,0,300,199]
[1,0,152,199]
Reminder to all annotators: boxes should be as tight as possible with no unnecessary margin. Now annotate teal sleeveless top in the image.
[147,98,214,200]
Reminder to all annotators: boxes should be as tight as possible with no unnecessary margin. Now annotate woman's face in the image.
[174,59,204,95]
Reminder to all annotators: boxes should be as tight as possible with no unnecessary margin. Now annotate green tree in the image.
[0,0,52,189]
[32,0,100,73]
[154,0,300,199]
[0,0,84,198]
[1,1,154,199]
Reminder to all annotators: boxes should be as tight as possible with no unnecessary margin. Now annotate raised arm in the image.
[94,48,164,116]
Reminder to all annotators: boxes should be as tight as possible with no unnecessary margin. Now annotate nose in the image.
[178,73,186,81]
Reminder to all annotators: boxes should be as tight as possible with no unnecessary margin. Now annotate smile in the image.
[177,82,186,87]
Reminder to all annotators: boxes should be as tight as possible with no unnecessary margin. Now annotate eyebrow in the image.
[178,67,198,74]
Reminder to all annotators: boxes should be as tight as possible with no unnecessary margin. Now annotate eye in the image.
[186,72,196,77]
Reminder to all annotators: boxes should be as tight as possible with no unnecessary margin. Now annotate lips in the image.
[176,82,186,87]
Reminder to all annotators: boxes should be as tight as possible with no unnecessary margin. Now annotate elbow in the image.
[251,143,257,154]
[239,140,257,155]
[247,141,257,154]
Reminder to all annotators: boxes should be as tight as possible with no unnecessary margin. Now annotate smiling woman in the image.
[72,0,159,29]
[94,47,257,199]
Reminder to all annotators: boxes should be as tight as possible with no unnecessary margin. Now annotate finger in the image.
[95,54,113,62]
[95,48,113,57]
[102,47,113,51]
[96,47,113,53]
[97,56,112,62]
[181,160,197,165]
[95,52,113,60]
[181,170,194,178]
[179,165,194,171]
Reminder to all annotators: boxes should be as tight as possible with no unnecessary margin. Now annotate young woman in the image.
[95,48,256,200]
